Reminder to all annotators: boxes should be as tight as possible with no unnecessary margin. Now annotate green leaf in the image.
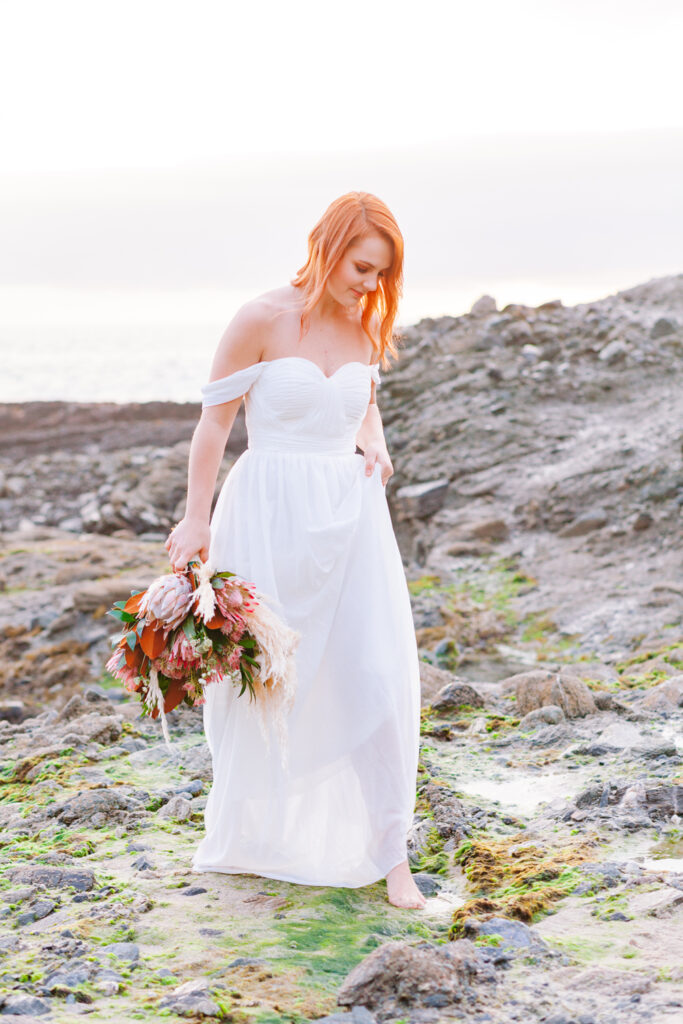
[125,631,137,651]
[182,616,196,640]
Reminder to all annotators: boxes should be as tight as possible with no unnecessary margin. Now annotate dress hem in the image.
[189,853,409,890]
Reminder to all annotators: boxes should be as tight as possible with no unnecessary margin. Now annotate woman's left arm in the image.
[356,383,394,485]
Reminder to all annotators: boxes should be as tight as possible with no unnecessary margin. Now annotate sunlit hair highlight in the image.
[289,191,404,368]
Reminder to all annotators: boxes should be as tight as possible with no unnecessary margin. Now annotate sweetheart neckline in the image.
[258,356,374,381]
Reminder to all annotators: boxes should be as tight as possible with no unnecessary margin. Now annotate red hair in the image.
[289,191,404,369]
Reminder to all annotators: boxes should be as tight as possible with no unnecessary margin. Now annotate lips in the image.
[352,289,363,298]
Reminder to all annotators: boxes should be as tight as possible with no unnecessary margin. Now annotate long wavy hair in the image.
[289,192,404,369]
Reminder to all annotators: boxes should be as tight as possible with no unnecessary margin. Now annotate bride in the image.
[165,191,426,910]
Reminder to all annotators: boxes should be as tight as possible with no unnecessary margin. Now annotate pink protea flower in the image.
[215,579,259,618]
[139,573,195,629]
[226,587,244,609]
[214,587,238,618]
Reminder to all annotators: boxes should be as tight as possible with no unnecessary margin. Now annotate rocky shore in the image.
[0,274,681,1022]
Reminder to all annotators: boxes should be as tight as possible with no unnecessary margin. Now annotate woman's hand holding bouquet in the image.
[105,555,299,770]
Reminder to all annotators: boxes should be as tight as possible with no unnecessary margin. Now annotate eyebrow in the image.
[354,258,391,271]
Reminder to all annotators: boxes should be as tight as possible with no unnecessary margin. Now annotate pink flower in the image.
[230,618,247,642]
[140,573,194,629]
[227,645,243,672]
[105,649,125,675]
[153,655,186,680]
[201,667,223,687]
[215,579,258,619]
[169,631,201,666]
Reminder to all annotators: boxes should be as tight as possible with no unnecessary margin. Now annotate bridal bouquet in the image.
[105,558,300,768]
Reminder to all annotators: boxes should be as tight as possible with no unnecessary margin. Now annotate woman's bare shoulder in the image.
[250,284,304,317]
[212,288,300,370]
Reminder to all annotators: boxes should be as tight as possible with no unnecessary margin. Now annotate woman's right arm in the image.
[165,301,265,571]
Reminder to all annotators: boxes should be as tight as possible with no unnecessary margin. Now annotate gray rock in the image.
[174,779,204,797]
[29,900,55,921]
[337,938,488,1013]
[513,670,597,718]
[558,510,608,537]
[596,721,645,749]
[57,712,123,747]
[411,873,442,896]
[431,682,484,712]
[43,964,90,990]
[519,705,565,729]
[639,674,683,712]
[0,700,26,724]
[101,941,140,962]
[157,994,220,1017]
[0,993,51,1015]
[158,979,219,1018]
[528,723,574,747]
[470,295,498,316]
[158,795,192,821]
[7,866,95,892]
[132,854,156,872]
[394,479,450,519]
[598,339,628,364]
[406,820,435,865]
[651,317,678,338]
[57,690,117,722]
[48,787,145,826]
[463,915,549,952]
[351,1008,377,1024]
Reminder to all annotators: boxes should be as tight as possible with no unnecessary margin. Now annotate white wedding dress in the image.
[190,356,421,888]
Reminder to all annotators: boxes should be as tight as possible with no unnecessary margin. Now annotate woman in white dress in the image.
[165,191,425,909]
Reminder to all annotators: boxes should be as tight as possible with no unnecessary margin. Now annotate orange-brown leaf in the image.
[150,678,186,718]
[124,591,146,615]
[140,624,166,659]
[205,611,227,630]
[124,644,143,669]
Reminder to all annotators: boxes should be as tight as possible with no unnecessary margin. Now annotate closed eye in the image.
[356,264,385,277]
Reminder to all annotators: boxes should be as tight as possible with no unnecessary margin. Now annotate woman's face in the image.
[327,232,394,309]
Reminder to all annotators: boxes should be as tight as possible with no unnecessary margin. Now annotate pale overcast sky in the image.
[0,0,681,339]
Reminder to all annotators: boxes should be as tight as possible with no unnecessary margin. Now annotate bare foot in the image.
[385,859,427,909]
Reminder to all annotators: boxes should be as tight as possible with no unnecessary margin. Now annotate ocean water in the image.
[0,276,641,404]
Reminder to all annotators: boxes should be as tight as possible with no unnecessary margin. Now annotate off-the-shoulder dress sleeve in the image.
[201,363,266,407]
[370,363,381,386]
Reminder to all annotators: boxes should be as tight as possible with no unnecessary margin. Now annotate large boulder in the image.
[510,670,597,718]
[638,674,683,712]
[337,939,492,1015]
